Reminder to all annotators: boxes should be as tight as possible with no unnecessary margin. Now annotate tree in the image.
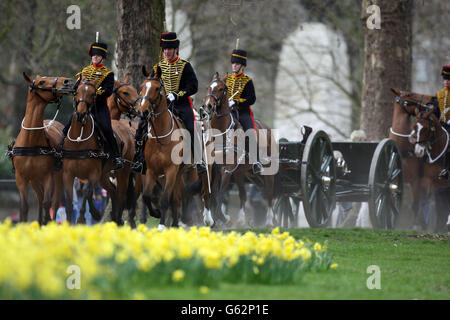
[360,0,413,141]
[116,0,165,89]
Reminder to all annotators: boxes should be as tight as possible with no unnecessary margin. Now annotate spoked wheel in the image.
[273,195,299,228]
[368,138,403,229]
[301,130,336,228]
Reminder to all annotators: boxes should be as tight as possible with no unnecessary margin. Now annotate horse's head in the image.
[138,65,166,118]
[409,108,440,158]
[202,72,228,118]
[113,74,140,117]
[73,77,98,124]
[23,72,74,103]
[391,88,437,116]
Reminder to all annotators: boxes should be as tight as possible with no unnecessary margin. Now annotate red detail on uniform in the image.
[233,72,244,78]
[93,64,104,68]
[249,106,256,129]
[168,56,179,64]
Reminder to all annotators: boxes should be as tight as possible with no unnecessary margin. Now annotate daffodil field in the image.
[0,220,336,299]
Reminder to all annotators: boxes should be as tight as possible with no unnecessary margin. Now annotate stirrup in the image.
[131,161,145,174]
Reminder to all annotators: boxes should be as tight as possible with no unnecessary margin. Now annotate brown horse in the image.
[409,108,449,233]
[389,88,438,228]
[61,77,135,225]
[10,73,74,224]
[202,73,277,228]
[138,65,189,230]
[106,75,146,227]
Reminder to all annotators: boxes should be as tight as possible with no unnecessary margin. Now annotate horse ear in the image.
[156,66,162,79]
[212,72,219,81]
[124,74,131,84]
[23,72,33,83]
[142,65,150,77]
[391,88,401,96]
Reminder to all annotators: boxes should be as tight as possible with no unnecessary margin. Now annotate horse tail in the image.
[126,172,136,210]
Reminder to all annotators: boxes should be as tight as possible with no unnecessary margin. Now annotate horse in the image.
[137,65,193,230]
[202,72,276,228]
[9,73,74,224]
[409,108,450,233]
[389,88,438,229]
[106,75,145,227]
[61,77,135,225]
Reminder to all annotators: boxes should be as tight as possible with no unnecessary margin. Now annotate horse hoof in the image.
[157,224,166,231]
[178,221,188,228]
[223,213,231,224]
[203,217,214,227]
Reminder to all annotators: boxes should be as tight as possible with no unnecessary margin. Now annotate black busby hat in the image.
[231,49,247,66]
[89,42,108,58]
[441,65,450,80]
[160,32,180,49]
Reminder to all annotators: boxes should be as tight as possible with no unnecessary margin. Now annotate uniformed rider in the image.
[62,40,123,169]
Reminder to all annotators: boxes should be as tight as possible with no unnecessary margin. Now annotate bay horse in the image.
[409,108,449,233]
[9,73,74,224]
[106,75,144,227]
[61,77,135,225]
[202,72,277,228]
[389,88,442,230]
[138,65,191,230]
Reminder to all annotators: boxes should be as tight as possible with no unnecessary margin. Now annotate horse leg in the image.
[215,172,231,226]
[63,173,75,225]
[101,176,119,225]
[235,174,247,228]
[115,167,131,227]
[51,171,64,222]
[41,174,55,225]
[158,167,179,230]
[142,171,160,220]
[30,180,44,225]
[263,175,275,228]
[434,187,449,233]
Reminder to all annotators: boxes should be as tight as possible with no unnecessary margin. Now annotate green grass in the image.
[136,222,450,300]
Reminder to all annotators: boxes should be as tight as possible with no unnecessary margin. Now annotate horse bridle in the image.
[113,83,140,115]
[203,79,230,118]
[29,77,62,105]
[73,81,97,124]
[411,112,449,163]
[139,77,167,120]
[395,93,436,116]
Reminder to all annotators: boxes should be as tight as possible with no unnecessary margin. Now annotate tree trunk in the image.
[360,0,412,141]
[116,0,165,89]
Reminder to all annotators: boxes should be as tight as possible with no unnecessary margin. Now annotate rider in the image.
[225,47,263,174]
[437,64,450,180]
[62,40,123,170]
[134,31,203,173]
